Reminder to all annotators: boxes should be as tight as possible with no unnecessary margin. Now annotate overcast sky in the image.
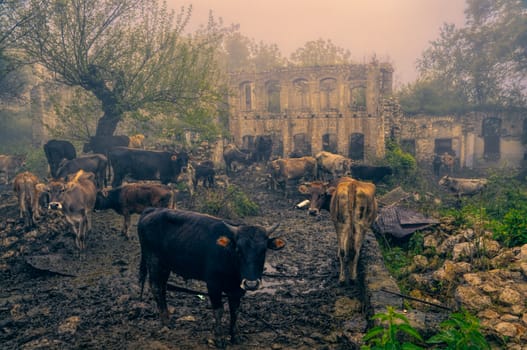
[171,0,467,86]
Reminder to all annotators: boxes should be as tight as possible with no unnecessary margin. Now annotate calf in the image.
[330,179,377,284]
[47,170,97,250]
[439,175,488,198]
[56,154,108,189]
[193,160,215,189]
[95,183,174,239]
[0,155,25,184]
[350,164,392,183]
[13,171,40,230]
[137,208,285,347]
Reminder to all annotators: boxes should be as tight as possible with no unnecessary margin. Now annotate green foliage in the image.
[427,309,490,350]
[363,308,490,350]
[412,0,527,111]
[491,207,527,247]
[19,0,227,137]
[23,147,49,179]
[384,140,417,188]
[195,185,259,219]
[362,306,424,350]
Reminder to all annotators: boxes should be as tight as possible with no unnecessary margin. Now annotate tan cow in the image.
[330,179,377,284]
[13,171,40,230]
[47,170,97,250]
[315,151,352,180]
[270,157,317,196]
[128,134,145,149]
[439,175,488,198]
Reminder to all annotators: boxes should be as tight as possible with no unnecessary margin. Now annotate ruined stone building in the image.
[227,63,527,170]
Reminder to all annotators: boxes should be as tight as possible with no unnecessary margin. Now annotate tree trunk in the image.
[95,111,121,137]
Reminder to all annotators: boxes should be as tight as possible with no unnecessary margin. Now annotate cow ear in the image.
[216,236,231,248]
[327,186,336,195]
[298,184,310,194]
[268,237,286,250]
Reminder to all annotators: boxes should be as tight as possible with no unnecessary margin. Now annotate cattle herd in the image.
[0,135,489,347]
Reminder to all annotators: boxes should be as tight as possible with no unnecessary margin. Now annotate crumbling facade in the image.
[228,63,527,170]
[227,62,395,161]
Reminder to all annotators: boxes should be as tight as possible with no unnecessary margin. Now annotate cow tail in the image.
[348,181,357,223]
[138,252,147,300]
[23,179,34,226]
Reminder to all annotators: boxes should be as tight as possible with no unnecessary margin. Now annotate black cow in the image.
[350,164,393,183]
[137,208,285,347]
[43,140,76,178]
[253,135,273,162]
[223,144,252,175]
[83,135,130,155]
[192,160,215,189]
[109,147,189,187]
[56,154,108,189]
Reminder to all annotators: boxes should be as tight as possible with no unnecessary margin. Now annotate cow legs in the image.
[349,228,364,282]
[227,293,243,344]
[147,258,171,326]
[207,284,226,348]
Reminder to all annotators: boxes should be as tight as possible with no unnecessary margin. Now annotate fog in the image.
[170,0,466,86]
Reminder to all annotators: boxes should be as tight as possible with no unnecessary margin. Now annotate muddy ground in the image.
[0,167,367,350]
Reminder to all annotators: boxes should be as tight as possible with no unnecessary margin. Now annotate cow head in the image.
[47,180,68,210]
[221,222,285,291]
[438,175,450,186]
[298,181,333,217]
[170,150,189,177]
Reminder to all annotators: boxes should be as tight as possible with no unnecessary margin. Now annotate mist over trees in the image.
[399,0,527,115]
[15,0,227,138]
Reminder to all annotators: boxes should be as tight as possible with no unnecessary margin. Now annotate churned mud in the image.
[0,168,366,349]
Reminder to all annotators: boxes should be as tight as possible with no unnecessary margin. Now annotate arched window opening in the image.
[350,86,366,111]
[266,80,281,113]
[292,78,309,111]
[349,133,364,160]
[482,117,501,160]
[240,82,253,111]
[320,78,337,111]
[322,133,338,153]
[293,133,311,157]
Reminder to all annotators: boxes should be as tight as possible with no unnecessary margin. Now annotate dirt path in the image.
[0,172,366,349]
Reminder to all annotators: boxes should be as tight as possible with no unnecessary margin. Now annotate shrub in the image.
[195,185,259,219]
[362,306,424,349]
[427,309,490,349]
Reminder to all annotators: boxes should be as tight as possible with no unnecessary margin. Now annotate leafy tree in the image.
[17,0,226,138]
[413,0,527,113]
[0,0,40,99]
[290,38,351,66]
[222,30,286,72]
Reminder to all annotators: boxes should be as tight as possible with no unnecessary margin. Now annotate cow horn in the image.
[223,222,239,236]
[266,223,280,236]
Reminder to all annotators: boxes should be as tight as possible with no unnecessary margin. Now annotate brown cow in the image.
[315,151,352,180]
[330,179,377,284]
[298,177,353,216]
[47,170,97,250]
[13,171,40,230]
[95,183,174,239]
[270,157,317,196]
[0,155,25,184]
